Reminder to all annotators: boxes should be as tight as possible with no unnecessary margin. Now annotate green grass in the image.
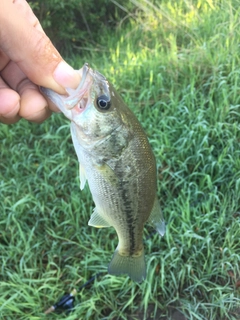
[1,0,240,319]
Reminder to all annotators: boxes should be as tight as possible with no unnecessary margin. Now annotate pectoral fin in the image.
[88,208,111,228]
[148,196,166,236]
[70,123,87,190]
[79,163,87,190]
[93,161,118,187]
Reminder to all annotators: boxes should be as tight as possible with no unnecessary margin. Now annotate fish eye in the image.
[96,95,111,110]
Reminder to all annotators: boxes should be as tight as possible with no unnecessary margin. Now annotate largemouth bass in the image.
[41,63,165,282]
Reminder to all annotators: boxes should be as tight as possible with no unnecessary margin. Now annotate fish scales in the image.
[41,63,165,282]
[79,117,156,252]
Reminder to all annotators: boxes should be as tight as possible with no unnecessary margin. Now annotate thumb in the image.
[0,0,80,93]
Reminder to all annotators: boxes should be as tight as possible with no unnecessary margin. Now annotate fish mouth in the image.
[64,63,92,112]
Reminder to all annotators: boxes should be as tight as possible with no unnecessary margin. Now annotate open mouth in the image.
[64,63,92,111]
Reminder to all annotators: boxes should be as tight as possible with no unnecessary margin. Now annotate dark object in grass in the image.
[44,273,103,314]
[44,290,76,315]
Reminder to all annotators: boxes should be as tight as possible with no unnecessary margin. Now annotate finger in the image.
[1,61,54,122]
[0,0,80,93]
[18,79,52,123]
[12,0,44,33]
[0,48,10,71]
[0,77,20,124]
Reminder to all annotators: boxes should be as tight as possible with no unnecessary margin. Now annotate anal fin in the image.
[148,196,166,236]
[88,208,111,228]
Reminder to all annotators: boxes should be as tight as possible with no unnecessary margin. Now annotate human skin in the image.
[0,0,81,124]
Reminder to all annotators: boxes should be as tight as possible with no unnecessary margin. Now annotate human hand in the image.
[0,0,81,124]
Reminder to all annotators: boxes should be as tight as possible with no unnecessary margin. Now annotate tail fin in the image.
[148,196,166,236]
[108,249,146,282]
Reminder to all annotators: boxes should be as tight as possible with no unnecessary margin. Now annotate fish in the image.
[41,63,165,282]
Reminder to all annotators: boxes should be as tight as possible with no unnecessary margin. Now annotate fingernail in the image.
[53,61,81,89]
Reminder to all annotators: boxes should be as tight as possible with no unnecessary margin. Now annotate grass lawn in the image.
[1,1,240,319]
